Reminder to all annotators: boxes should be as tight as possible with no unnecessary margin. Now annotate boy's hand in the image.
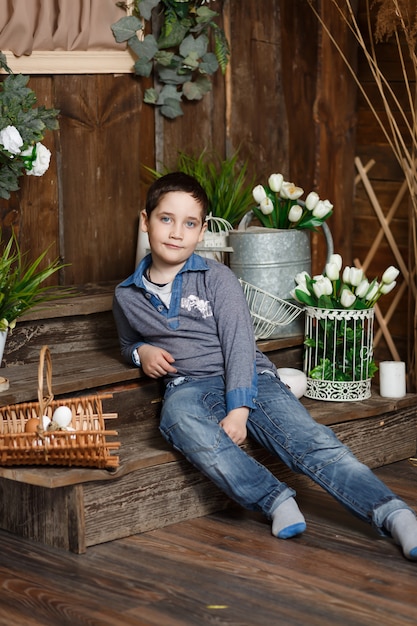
[220,407,249,445]
[137,344,177,379]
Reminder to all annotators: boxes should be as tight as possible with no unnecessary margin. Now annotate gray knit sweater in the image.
[113,253,276,412]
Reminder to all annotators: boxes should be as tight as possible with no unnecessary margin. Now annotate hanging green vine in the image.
[112,0,230,119]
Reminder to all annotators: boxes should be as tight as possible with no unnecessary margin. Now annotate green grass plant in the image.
[145,149,254,228]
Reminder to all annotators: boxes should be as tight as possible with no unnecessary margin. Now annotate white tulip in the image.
[0,125,23,155]
[252,184,267,204]
[380,281,396,295]
[280,181,304,200]
[325,261,339,281]
[366,282,379,301]
[291,283,311,301]
[349,267,364,287]
[312,276,332,298]
[355,279,370,298]
[312,200,332,219]
[342,266,352,283]
[341,289,356,308]
[259,197,274,215]
[295,270,310,286]
[343,266,363,287]
[328,253,342,271]
[305,191,319,211]
[288,204,303,223]
[268,173,283,193]
[381,266,400,284]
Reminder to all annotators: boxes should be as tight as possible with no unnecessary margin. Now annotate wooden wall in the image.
[353,3,410,364]
[0,0,410,364]
[0,0,331,287]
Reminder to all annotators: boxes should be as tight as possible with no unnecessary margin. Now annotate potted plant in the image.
[230,172,335,339]
[0,231,67,364]
[146,148,254,226]
[291,253,399,401]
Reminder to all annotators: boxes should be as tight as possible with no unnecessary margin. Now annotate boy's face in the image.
[141,191,207,269]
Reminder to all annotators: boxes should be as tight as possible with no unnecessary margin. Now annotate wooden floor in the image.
[0,460,417,626]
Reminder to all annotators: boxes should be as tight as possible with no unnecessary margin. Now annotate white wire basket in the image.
[239,280,303,340]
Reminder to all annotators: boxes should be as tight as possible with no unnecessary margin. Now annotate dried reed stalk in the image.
[308,0,417,389]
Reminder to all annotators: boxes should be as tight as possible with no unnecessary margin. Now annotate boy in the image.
[113,172,417,560]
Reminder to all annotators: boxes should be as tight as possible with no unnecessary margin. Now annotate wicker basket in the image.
[239,279,303,340]
[0,346,120,468]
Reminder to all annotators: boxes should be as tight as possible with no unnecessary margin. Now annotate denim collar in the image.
[119,252,209,289]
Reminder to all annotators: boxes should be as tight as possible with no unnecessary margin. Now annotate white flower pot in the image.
[0,329,8,364]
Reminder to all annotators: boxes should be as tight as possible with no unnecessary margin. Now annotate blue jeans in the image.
[160,373,410,534]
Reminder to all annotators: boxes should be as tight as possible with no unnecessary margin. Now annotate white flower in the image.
[0,125,23,155]
[325,261,340,281]
[305,191,319,211]
[341,288,356,308]
[280,181,304,200]
[288,204,303,223]
[366,282,379,301]
[22,143,51,176]
[381,266,400,284]
[295,271,310,286]
[328,253,342,271]
[268,173,283,193]
[322,199,333,212]
[343,266,363,287]
[380,281,396,295]
[312,200,332,219]
[355,279,370,298]
[259,197,274,215]
[291,283,310,301]
[312,276,332,298]
[252,184,267,204]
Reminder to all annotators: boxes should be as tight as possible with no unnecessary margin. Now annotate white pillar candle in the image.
[379,361,406,398]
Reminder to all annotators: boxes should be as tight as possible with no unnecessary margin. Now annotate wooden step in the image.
[0,285,415,553]
[0,380,415,553]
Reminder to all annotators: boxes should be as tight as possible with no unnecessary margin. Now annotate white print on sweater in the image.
[181,295,213,319]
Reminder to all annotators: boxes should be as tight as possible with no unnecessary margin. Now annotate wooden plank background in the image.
[0,0,411,365]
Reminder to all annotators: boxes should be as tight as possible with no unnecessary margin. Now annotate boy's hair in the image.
[145,172,209,221]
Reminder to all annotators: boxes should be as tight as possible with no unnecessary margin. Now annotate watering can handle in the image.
[237,210,334,265]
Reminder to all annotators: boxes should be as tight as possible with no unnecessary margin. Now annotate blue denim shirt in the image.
[113,253,275,412]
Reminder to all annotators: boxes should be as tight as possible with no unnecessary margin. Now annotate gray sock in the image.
[385,509,417,560]
[271,497,306,539]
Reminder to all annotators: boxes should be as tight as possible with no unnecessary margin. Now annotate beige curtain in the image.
[0,0,126,55]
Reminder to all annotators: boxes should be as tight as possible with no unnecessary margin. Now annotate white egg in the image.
[41,415,51,430]
[51,405,73,428]
[277,367,307,399]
